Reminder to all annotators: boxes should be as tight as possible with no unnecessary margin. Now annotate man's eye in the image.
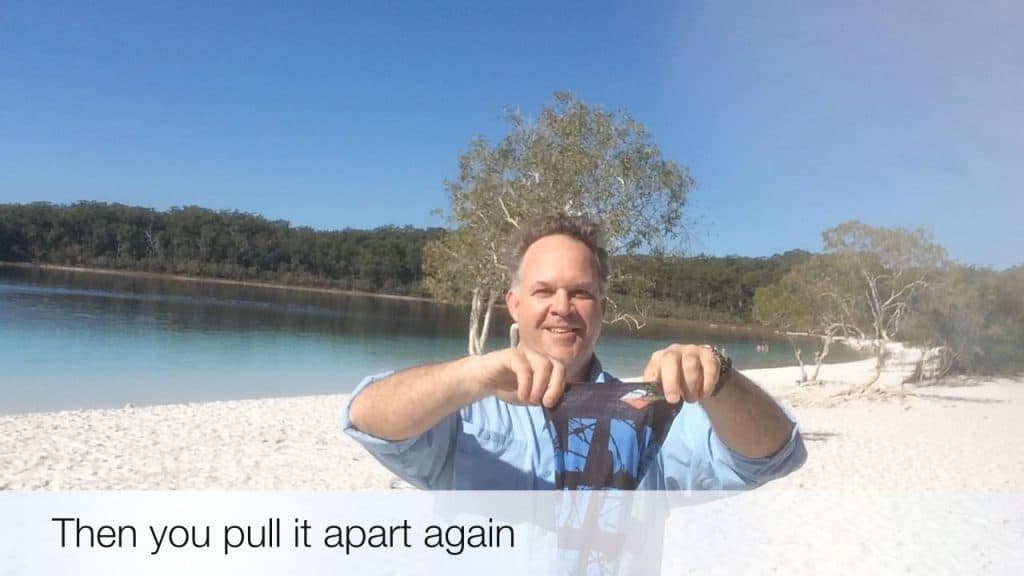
[572,290,594,299]
[534,289,553,297]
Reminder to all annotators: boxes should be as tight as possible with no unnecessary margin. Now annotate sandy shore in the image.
[1,349,1022,491]
[0,261,440,304]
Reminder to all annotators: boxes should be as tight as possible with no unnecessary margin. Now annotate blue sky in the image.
[2,0,1021,268]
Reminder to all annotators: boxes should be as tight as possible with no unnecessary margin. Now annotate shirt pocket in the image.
[453,426,535,489]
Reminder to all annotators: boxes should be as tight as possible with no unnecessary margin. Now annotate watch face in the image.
[706,346,731,373]
[707,347,731,397]
[719,353,732,374]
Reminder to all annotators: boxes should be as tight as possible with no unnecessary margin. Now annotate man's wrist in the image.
[708,346,732,397]
[450,354,494,401]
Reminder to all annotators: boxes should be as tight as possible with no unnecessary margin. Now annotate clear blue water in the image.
[0,265,857,414]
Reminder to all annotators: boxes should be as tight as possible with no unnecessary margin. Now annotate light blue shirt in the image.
[341,359,806,490]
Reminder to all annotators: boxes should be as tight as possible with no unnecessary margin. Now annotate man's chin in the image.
[539,340,578,357]
[540,344,591,370]
[545,350,578,364]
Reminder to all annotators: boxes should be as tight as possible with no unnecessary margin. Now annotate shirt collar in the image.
[587,355,611,383]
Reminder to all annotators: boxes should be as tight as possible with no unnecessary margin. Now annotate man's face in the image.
[506,234,606,380]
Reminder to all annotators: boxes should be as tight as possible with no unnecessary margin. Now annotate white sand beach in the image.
[2,347,1022,491]
[4,350,1022,572]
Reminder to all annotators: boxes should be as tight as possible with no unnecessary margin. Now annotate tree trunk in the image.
[468,287,483,355]
[809,335,833,382]
[787,337,809,383]
[467,287,498,355]
[917,347,928,383]
[934,346,956,380]
[478,290,498,353]
[874,339,888,371]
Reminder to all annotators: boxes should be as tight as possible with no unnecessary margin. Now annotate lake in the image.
[0,265,860,414]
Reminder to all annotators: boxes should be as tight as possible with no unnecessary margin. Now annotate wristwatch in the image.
[706,345,732,397]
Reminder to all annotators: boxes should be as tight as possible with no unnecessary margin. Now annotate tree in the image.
[904,264,1024,379]
[753,255,864,383]
[822,221,948,367]
[424,92,693,354]
[755,223,950,386]
[901,266,984,380]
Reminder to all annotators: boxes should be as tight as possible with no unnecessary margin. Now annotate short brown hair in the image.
[505,213,610,293]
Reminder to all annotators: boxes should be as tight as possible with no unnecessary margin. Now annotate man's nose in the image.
[550,289,572,315]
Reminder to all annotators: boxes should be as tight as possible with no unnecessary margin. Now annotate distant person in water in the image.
[342,214,805,489]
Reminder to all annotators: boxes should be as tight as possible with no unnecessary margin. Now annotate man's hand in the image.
[474,347,567,408]
[642,344,725,404]
[348,347,569,441]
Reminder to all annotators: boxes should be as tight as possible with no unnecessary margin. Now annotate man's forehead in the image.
[521,234,593,259]
[519,235,601,284]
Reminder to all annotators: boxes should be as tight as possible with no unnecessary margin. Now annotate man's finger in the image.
[642,350,663,382]
[543,360,566,408]
[510,351,533,403]
[660,352,684,404]
[682,352,704,401]
[529,356,553,405]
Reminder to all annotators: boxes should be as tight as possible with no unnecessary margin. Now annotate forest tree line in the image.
[0,202,442,294]
[3,201,1021,375]
[2,201,806,322]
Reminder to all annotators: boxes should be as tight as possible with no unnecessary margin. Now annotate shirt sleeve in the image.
[641,402,806,490]
[340,371,458,489]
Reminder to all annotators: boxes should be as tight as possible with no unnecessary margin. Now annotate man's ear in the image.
[506,289,520,322]
[600,296,608,318]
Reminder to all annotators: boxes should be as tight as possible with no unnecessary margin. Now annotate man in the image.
[342,214,805,489]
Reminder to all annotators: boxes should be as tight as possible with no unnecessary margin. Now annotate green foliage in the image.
[0,202,443,295]
[823,221,948,271]
[754,220,1024,377]
[619,250,812,323]
[753,269,815,334]
[904,265,1024,375]
[424,92,694,313]
[753,254,865,336]
[821,221,948,343]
